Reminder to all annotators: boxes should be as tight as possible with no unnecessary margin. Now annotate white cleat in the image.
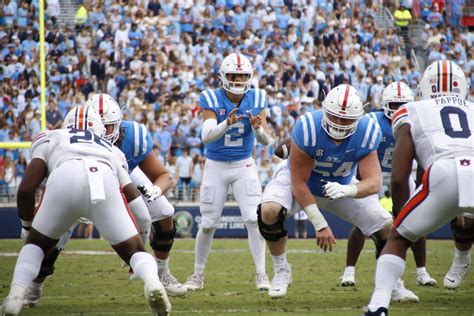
[256,272,271,291]
[22,283,43,308]
[145,282,171,316]
[2,284,27,316]
[269,265,292,299]
[159,269,187,297]
[416,271,437,286]
[183,273,204,291]
[340,270,356,287]
[391,279,419,303]
[444,262,471,289]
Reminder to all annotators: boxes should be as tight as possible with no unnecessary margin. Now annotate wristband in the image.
[303,204,328,231]
[21,219,32,230]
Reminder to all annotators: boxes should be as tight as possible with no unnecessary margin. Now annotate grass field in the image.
[0,239,473,315]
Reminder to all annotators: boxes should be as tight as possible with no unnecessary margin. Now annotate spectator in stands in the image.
[294,210,308,239]
[3,155,16,198]
[46,0,60,26]
[379,190,393,214]
[75,2,88,30]
[46,99,63,130]
[427,3,444,28]
[176,148,193,201]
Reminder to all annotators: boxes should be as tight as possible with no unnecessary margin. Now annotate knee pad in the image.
[150,220,176,252]
[37,247,62,278]
[451,217,474,244]
[370,235,387,259]
[257,204,287,241]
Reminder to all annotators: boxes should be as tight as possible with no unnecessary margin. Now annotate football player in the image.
[340,82,436,299]
[22,94,185,307]
[258,84,392,298]
[2,106,171,316]
[365,60,473,315]
[183,53,272,291]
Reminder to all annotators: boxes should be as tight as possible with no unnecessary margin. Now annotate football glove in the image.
[137,184,162,203]
[322,180,358,200]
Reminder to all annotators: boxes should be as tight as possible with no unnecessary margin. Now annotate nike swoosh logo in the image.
[246,164,253,167]
[346,149,355,153]
[445,278,455,283]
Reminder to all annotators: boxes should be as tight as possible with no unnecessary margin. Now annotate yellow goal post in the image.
[0,0,47,150]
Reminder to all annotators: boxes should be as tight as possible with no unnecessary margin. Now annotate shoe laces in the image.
[256,273,269,283]
[449,263,470,277]
[160,270,180,286]
[187,273,203,284]
[273,266,291,286]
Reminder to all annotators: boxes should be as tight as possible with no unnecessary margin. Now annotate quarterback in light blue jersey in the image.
[341,82,436,297]
[257,84,392,298]
[184,53,272,292]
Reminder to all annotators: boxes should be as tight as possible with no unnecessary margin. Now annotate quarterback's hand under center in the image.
[316,226,336,252]
[226,108,244,125]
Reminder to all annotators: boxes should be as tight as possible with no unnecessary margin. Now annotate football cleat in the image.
[416,271,437,286]
[444,262,471,289]
[159,269,187,297]
[391,279,419,303]
[144,281,171,316]
[2,284,26,316]
[256,272,271,291]
[340,269,356,287]
[183,273,204,291]
[363,306,389,316]
[22,283,43,308]
[269,265,292,298]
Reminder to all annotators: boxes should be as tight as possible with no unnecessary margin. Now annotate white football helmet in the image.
[85,93,122,143]
[62,105,106,137]
[322,84,364,140]
[419,60,469,100]
[219,53,253,95]
[381,82,414,119]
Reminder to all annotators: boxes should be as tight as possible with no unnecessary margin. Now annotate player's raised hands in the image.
[247,111,263,129]
[226,108,244,125]
[316,226,336,252]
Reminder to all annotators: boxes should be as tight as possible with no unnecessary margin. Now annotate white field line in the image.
[0,248,454,257]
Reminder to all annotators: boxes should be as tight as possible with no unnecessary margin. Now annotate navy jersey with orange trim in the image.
[292,110,382,197]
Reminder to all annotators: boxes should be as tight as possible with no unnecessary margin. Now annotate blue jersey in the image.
[292,110,381,197]
[200,88,266,161]
[119,120,153,171]
[367,111,395,173]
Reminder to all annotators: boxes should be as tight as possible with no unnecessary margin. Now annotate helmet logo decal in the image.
[341,85,350,111]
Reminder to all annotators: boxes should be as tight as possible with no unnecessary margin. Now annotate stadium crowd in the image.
[0,0,473,199]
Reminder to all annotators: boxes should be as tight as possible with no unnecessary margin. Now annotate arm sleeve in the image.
[392,106,410,139]
[201,118,230,144]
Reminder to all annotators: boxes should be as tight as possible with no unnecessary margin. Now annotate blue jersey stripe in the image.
[361,117,374,148]
[368,120,381,149]
[202,90,214,108]
[306,112,317,146]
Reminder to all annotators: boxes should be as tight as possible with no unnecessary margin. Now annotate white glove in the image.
[322,181,358,200]
[137,184,162,203]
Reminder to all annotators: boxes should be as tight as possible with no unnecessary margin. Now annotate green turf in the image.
[0,239,473,315]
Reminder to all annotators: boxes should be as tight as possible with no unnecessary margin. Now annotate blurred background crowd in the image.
[0,0,473,202]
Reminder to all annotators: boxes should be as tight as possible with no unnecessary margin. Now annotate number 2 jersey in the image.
[30,129,131,186]
[392,96,474,170]
[292,110,382,197]
[199,87,267,161]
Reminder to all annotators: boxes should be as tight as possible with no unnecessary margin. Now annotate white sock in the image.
[194,227,217,275]
[368,254,405,311]
[128,198,151,245]
[416,267,427,275]
[156,258,169,273]
[272,253,288,270]
[245,222,266,274]
[130,252,159,283]
[12,244,44,288]
[454,248,471,264]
